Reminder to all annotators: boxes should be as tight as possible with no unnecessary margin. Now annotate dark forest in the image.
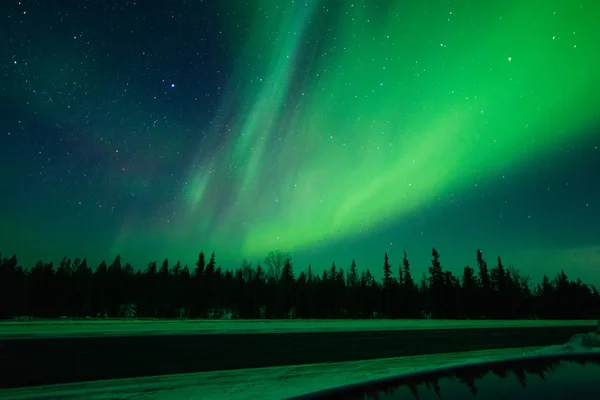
[1,248,598,320]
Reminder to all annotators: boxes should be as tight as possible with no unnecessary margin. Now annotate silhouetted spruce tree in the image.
[476,250,491,289]
[510,265,534,318]
[397,263,404,287]
[171,261,183,317]
[429,248,444,283]
[295,271,308,318]
[490,256,507,318]
[279,257,295,317]
[402,251,414,286]
[346,259,359,317]
[27,260,54,317]
[221,269,235,315]
[336,267,346,317]
[303,264,317,318]
[316,265,329,317]
[321,263,335,317]
[329,262,336,282]
[400,251,418,318]
[193,252,206,317]
[491,256,507,292]
[326,263,346,317]
[358,270,368,317]
[571,278,596,319]
[253,264,265,318]
[27,260,44,316]
[0,254,26,318]
[311,266,323,318]
[553,271,573,319]
[382,253,393,316]
[383,253,393,289]
[535,275,555,319]
[144,261,158,317]
[475,249,491,317]
[502,267,521,319]
[195,251,206,277]
[55,256,73,316]
[211,263,224,316]
[281,257,294,283]
[444,270,461,318]
[233,259,252,318]
[203,252,217,316]
[461,266,478,319]
[418,272,430,317]
[347,259,358,287]
[106,255,124,317]
[364,269,375,286]
[179,264,192,316]
[247,261,258,313]
[206,252,216,276]
[427,248,445,318]
[158,258,171,317]
[123,262,135,304]
[93,260,109,317]
[73,258,93,316]
[361,269,378,317]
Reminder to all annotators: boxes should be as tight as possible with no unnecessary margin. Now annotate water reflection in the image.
[291,352,600,400]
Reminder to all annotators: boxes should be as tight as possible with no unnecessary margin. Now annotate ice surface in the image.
[0,347,545,400]
[0,318,596,339]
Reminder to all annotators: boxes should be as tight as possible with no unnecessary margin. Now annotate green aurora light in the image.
[114,0,600,262]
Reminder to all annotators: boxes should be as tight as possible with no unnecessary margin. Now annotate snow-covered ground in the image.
[0,347,546,400]
[0,319,596,338]
[1,320,597,399]
[3,340,599,400]
[526,328,600,355]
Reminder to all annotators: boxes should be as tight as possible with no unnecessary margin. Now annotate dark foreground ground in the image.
[0,325,592,388]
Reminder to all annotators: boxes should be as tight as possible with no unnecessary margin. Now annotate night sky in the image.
[2,0,599,287]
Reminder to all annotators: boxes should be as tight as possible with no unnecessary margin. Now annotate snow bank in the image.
[524,319,600,356]
[0,347,540,400]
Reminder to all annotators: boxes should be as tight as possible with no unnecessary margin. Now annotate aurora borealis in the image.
[1,0,599,286]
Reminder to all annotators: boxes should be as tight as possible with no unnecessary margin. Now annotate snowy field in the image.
[2,343,599,400]
[0,318,596,339]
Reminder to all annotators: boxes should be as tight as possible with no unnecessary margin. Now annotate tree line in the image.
[0,248,598,320]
